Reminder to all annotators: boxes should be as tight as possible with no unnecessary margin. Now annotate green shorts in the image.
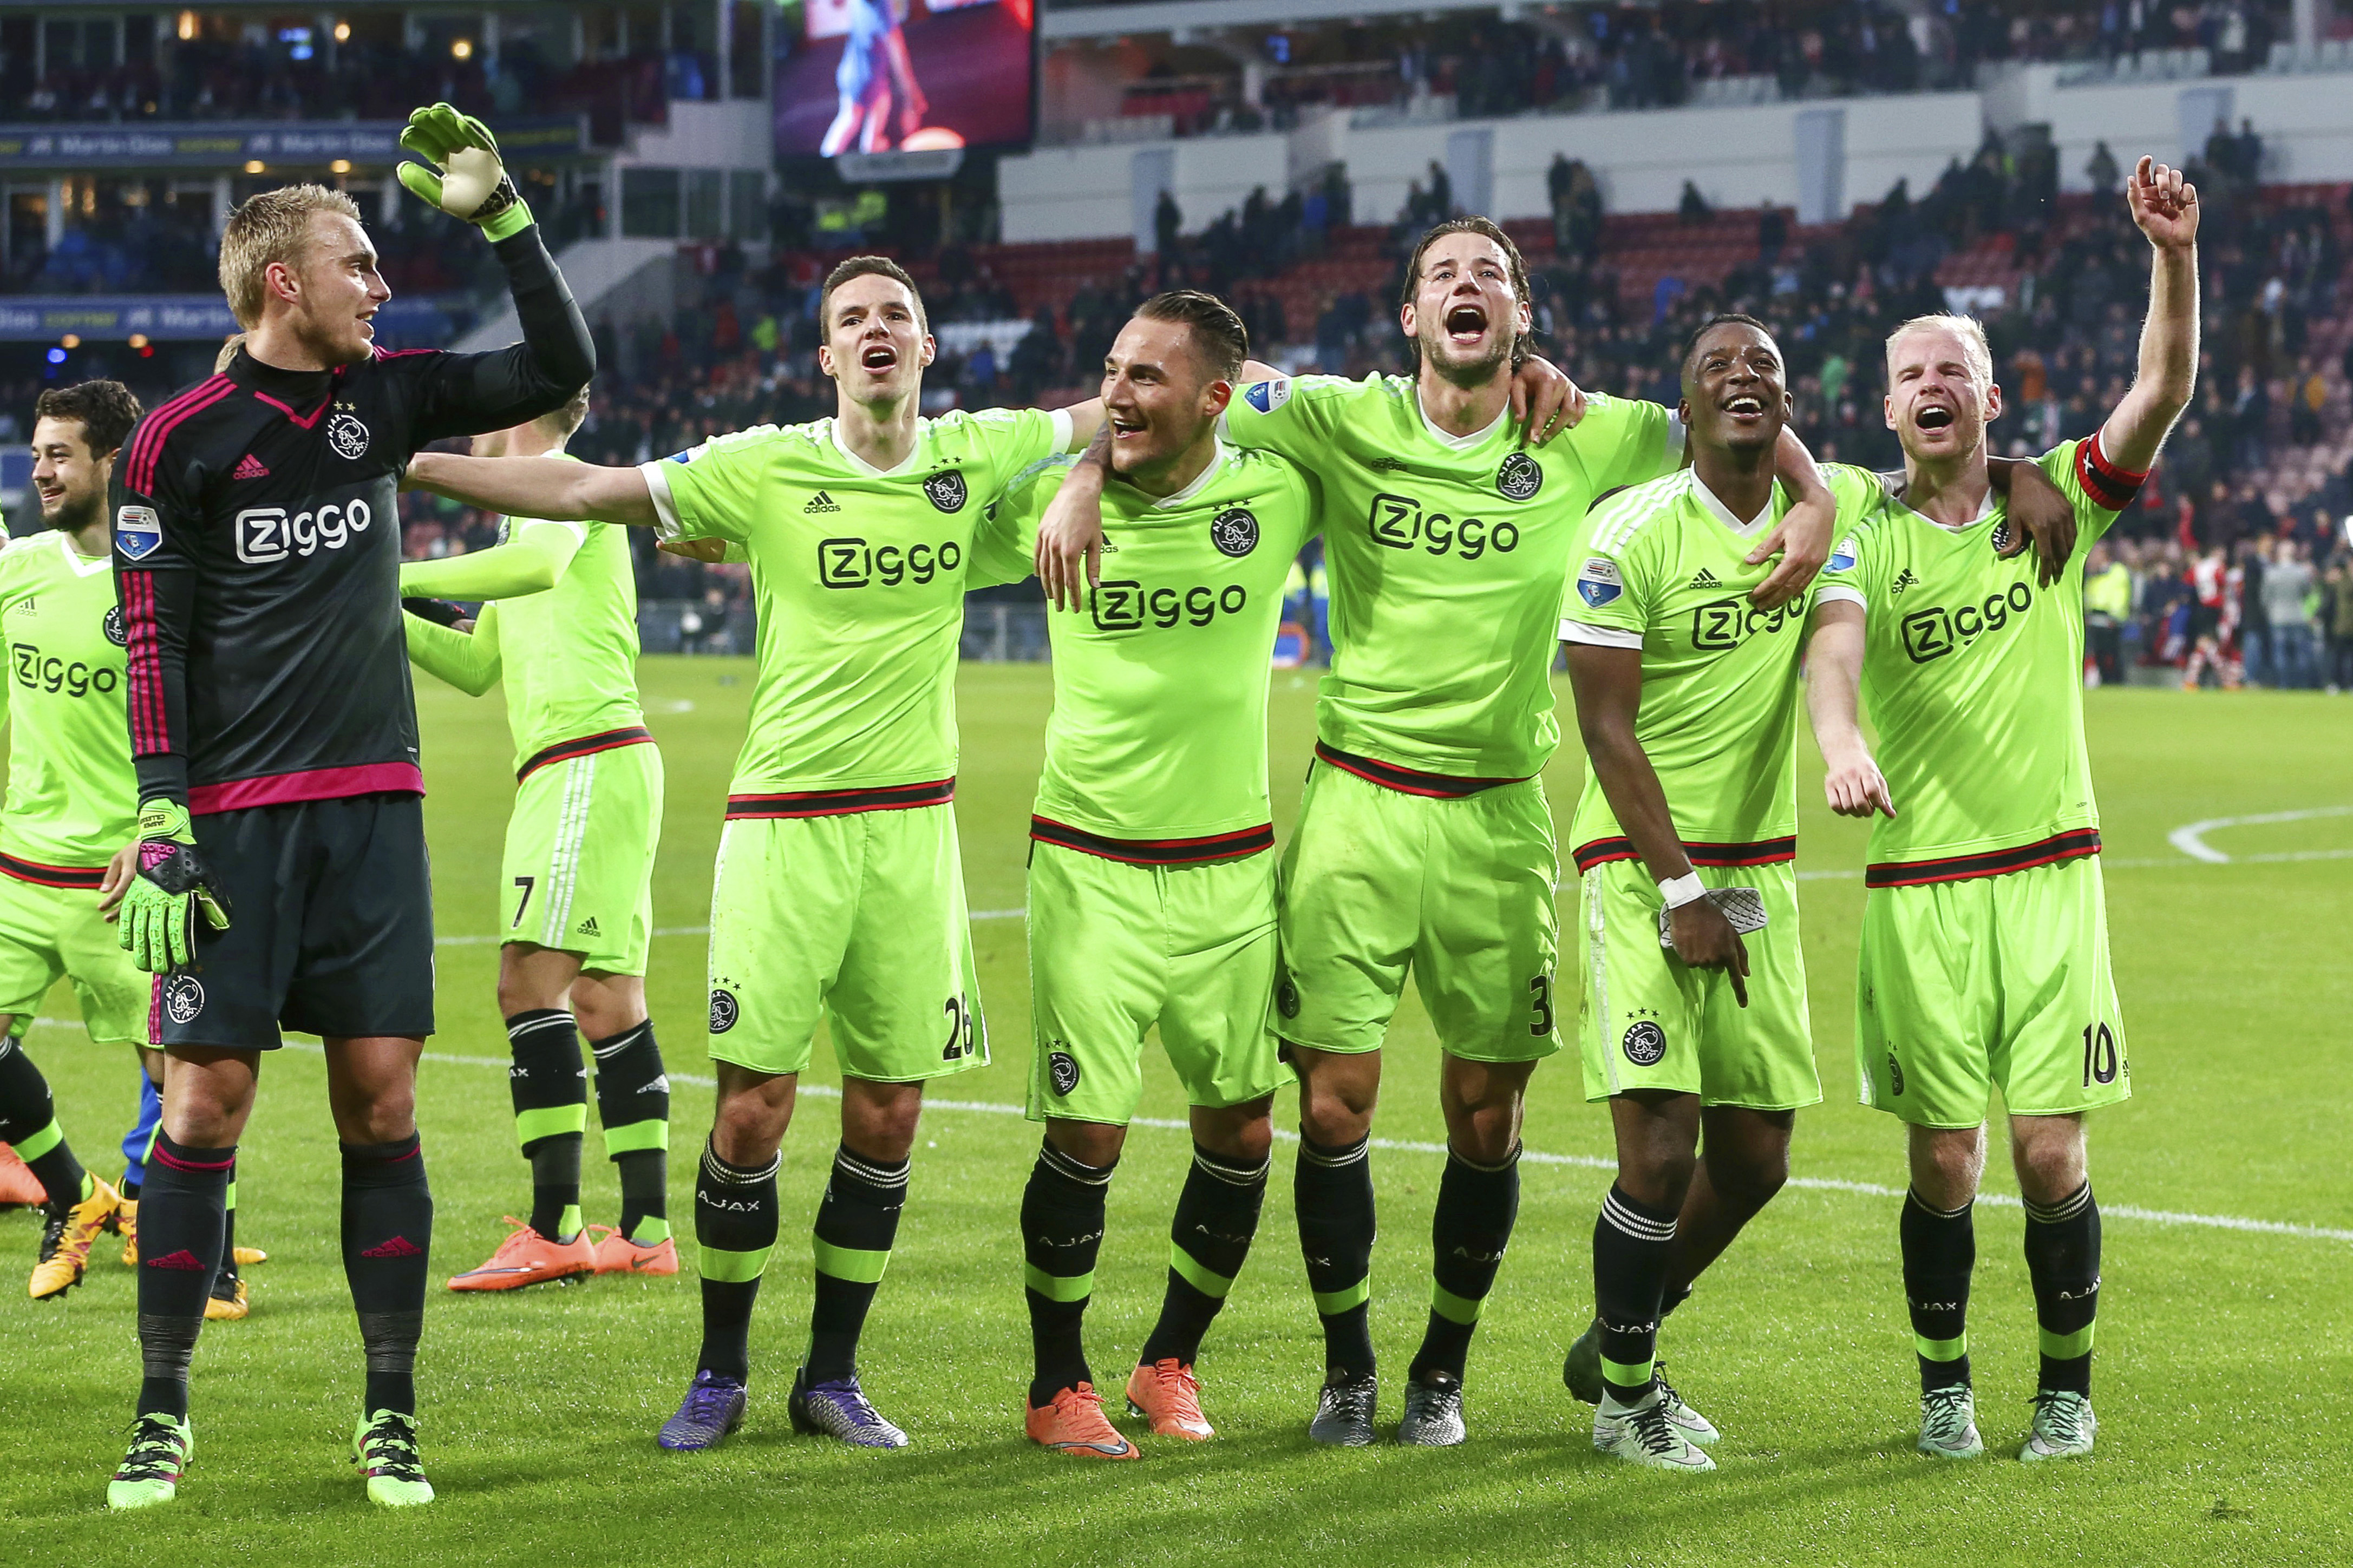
[1857,854,2128,1127]
[705,800,985,1084]
[503,739,663,975]
[0,865,148,1047]
[1026,839,1291,1125]
[1576,858,1818,1109]
[1270,757,1561,1062]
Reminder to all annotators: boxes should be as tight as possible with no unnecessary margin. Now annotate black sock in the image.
[215,1171,239,1289]
[2023,1180,2100,1396]
[591,1020,671,1244]
[506,1009,586,1240]
[1139,1144,1268,1369]
[0,1036,84,1212]
[1411,1143,1521,1383]
[1902,1189,1975,1392]
[342,1134,432,1416]
[1296,1132,1376,1381]
[1592,1183,1677,1405]
[135,1132,234,1418]
[694,1141,778,1382]
[1022,1138,1113,1406]
[808,1143,909,1382]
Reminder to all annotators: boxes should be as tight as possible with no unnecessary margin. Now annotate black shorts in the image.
[154,792,435,1050]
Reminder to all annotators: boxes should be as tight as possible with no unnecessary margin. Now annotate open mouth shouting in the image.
[1443,301,1490,347]
[859,339,899,373]
[1914,403,1957,434]
[1721,391,1767,424]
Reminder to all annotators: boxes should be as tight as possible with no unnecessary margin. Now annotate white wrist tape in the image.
[1658,872,1707,910]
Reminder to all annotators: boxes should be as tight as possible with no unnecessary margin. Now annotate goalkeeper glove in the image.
[402,595,472,628]
[396,102,533,242]
[117,800,232,974]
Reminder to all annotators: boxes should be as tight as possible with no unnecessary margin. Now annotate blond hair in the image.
[533,385,593,443]
[213,332,247,372]
[1884,313,1994,388]
[218,185,363,329]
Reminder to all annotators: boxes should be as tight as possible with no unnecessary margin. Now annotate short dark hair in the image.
[1398,216,1532,366]
[1681,312,1778,378]
[1133,290,1249,383]
[33,380,142,458]
[820,254,928,336]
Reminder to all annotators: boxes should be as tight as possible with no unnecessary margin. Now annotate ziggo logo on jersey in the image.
[11,646,119,697]
[234,499,372,564]
[1900,580,2036,663]
[816,536,960,588]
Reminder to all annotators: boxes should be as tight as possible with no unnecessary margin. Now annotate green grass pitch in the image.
[2,661,2349,1566]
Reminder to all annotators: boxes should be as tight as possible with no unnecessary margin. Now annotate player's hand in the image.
[96,842,138,923]
[1510,356,1587,447]
[1994,460,2077,588]
[2125,155,2199,251]
[117,801,232,974]
[1668,897,1749,1008]
[658,538,730,563]
[1822,743,1897,819]
[397,103,533,242]
[1747,486,1833,608]
[1036,464,1107,612]
[402,595,471,628]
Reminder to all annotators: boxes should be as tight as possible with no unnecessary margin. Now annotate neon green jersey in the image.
[1559,463,1883,858]
[488,513,644,770]
[1224,374,1682,777]
[643,407,1067,793]
[975,440,1315,850]
[0,531,136,869]
[1815,436,2134,879]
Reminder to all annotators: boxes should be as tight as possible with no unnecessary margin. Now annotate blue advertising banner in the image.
[0,115,584,168]
[0,295,465,343]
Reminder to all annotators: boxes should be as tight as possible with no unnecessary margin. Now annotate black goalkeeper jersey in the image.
[112,225,592,815]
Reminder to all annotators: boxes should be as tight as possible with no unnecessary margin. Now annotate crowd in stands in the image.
[1102,0,2299,137]
[2,31,684,139]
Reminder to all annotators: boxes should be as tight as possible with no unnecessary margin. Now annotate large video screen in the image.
[774,0,1034,158]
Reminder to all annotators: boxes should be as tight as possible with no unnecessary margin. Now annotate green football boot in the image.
[2019,1389,2096,1461]
[352,1409,435,1505]
[108,1413,192,1510]
[1917,1383,1984,1459]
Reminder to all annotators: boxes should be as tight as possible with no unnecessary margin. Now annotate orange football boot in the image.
[30,1175,121,1300]
[0,1144,46,1206]
[587,1224,679,1276]
[1125,1359,1215,1440]
[446,1217,596,1291]
[117,1196,138,1265]
[1025,1382,1139,1459]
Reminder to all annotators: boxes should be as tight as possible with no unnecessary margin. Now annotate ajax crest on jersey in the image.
[708,988,740,1033]
[329,411,371,461]
[1048,1049,1082,1096]
[923,470,968,513]
[1990,519,2016,555]
[1576,556,1624,608]
[115,504,162,561]
[1244,378,1291,415]
[1622,1019,1666,1067]
[1496,451,1544,501]
[1887,1053,1907,1096]
[103,605,129,647]
[165,976,206,1027]
[1210,507,1260,558]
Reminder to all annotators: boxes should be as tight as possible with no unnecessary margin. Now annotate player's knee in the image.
[1045,1118,1126,1169]
[1192,1098,1274,1165]
[1292,1048,1377,1145]
[2011,1127,2087,1203]
[1618,1147,1697,1212]
[840,1080,923,1164]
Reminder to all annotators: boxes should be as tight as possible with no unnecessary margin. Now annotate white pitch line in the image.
[231,1038,2353,1249]
[2167,804,2353,864]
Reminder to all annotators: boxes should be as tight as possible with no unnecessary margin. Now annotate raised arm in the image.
[398,517,586,600]
[2102,155,2201,473]
[1034,422,1108,611]
[405,451,655,528]
[1801,600,1894,819]
[1564,642,1750,1006]
[1747,425,1835,610]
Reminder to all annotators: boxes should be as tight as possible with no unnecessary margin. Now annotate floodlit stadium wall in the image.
[999,62,2353,245]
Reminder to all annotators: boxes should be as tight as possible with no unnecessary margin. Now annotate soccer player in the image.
[402,254,1099,1453]
[398,388,677,1290]
[969,292,1315,1458]
[102,104,594,1510]
[0,381,142,1302]
[1559,316,1884,1471]
[1805,156,2198,1463]
[1040,218,1834,1446]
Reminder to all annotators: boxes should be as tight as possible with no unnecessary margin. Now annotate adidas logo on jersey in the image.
[1688,568,1722,590]
[1892,568,1920,596]
[805,491,841,514]
[233,454,270,481]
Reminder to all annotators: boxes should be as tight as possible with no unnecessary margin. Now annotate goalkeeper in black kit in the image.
[101,106,594,1511]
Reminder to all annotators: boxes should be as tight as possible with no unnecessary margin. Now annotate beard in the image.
[42,488,102,535]
[1418,322,1513,382]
